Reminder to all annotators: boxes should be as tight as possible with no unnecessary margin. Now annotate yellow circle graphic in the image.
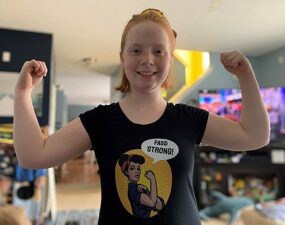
[115,149,172,218]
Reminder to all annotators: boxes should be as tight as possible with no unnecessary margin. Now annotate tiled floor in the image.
[55,155,101,211]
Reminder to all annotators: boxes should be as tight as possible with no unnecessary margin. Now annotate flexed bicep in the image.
[38,117,92,168]
[201,113,256,151]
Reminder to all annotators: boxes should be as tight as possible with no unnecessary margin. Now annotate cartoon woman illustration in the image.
[118,154,165,218]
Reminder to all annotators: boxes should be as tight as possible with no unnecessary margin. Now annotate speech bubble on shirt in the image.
[141,138,179,164]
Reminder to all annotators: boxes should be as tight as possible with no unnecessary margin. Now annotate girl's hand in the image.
[16,60,48,91]
[220,51,254,78]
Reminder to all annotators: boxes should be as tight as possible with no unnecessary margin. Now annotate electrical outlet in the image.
[2,51,11,62]
[271,149,285,164]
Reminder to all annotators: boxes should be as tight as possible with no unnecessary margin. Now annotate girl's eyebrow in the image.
[128,43,141,47]
[129,43,166,47]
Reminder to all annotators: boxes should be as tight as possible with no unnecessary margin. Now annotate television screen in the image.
[198,87,285,143]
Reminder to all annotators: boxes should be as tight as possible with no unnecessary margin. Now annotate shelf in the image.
[194,152,285,208]
[196,162,285,167]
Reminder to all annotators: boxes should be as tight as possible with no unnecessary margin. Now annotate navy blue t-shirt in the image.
[79,102,209,225]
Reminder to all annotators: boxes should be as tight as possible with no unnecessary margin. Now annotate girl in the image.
[13,8,270,225]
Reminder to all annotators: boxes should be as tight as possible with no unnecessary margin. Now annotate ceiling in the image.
[1,0,285,105]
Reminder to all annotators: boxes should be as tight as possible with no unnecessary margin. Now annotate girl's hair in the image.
[116,8,177,93]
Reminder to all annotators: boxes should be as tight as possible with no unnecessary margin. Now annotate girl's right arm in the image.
[13,60,92,169]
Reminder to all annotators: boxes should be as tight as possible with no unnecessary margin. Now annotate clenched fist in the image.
[16,60,48,91]
[220,51,254,78]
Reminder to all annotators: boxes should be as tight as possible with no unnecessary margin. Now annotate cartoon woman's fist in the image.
[145,170,155,180]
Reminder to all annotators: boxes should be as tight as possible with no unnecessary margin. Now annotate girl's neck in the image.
[121,90,166,107]
[119,90,168,125]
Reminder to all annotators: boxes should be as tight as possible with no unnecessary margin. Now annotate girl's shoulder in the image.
[84,102,119,114]
[167,102,204,114]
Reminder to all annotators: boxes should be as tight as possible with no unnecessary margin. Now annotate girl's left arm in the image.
[201,51,270,151]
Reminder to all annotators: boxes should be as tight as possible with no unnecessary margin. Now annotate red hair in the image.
[116,9,177,93]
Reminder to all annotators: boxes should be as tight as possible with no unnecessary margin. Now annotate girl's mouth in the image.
[137,71,157,76]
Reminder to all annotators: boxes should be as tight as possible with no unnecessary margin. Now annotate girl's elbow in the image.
[252,131,270,149]
[257,136,270,149]
[263,124,271,146]
[17,158,33,169]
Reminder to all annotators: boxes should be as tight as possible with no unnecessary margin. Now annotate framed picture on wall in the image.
[0,71,49,125]
[0,28,52,126]
[0,70,50,126]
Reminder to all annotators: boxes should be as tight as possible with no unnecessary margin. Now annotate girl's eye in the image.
[155,49,165,55]
[131,49,141,55]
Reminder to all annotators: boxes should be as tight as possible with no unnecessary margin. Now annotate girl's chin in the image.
[129,80,163,93]
[136,81,161,91]
[137,85,159,93]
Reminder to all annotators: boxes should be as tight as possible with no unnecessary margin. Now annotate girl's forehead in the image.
[125,22,169,45]
[131,21,163,30]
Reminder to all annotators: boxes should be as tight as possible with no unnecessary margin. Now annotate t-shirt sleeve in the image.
[186,105,209,145]
[193,107,209,145]
[79,105,104,150]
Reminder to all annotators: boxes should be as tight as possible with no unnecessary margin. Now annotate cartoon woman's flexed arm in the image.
[140,170,158,207]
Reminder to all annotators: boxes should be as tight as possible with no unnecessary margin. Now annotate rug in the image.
[45,209,99,225]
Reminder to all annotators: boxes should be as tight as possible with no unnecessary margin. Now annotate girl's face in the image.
[121,21,173,93]
[126,162,141,182]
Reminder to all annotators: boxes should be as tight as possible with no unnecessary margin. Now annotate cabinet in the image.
[193,146,285,209]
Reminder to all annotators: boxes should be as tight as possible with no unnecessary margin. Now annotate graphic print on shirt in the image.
[115,138,179,219]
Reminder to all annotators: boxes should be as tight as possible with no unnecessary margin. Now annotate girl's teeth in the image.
[139,72,154,75]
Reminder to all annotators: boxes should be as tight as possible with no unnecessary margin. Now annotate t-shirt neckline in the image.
[116,102,169,127]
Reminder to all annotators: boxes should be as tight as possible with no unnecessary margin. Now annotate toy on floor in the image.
[199,191,254,225]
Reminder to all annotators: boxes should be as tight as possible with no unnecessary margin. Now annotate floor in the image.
[55,153,101,211]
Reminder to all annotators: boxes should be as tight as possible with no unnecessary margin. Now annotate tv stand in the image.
[194,146,285,209]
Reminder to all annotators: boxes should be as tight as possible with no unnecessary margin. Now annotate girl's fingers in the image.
[38,61,46,76]
[226,51,239,61]
[221,52,231,66]
[231,55,243,67]
[30,59,41,73]
[22,59,47,77]
[32,60,46,76]
[43,62,48,76]
[221,51,242,67]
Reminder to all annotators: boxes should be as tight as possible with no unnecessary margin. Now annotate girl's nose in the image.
[141,51,154,66]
